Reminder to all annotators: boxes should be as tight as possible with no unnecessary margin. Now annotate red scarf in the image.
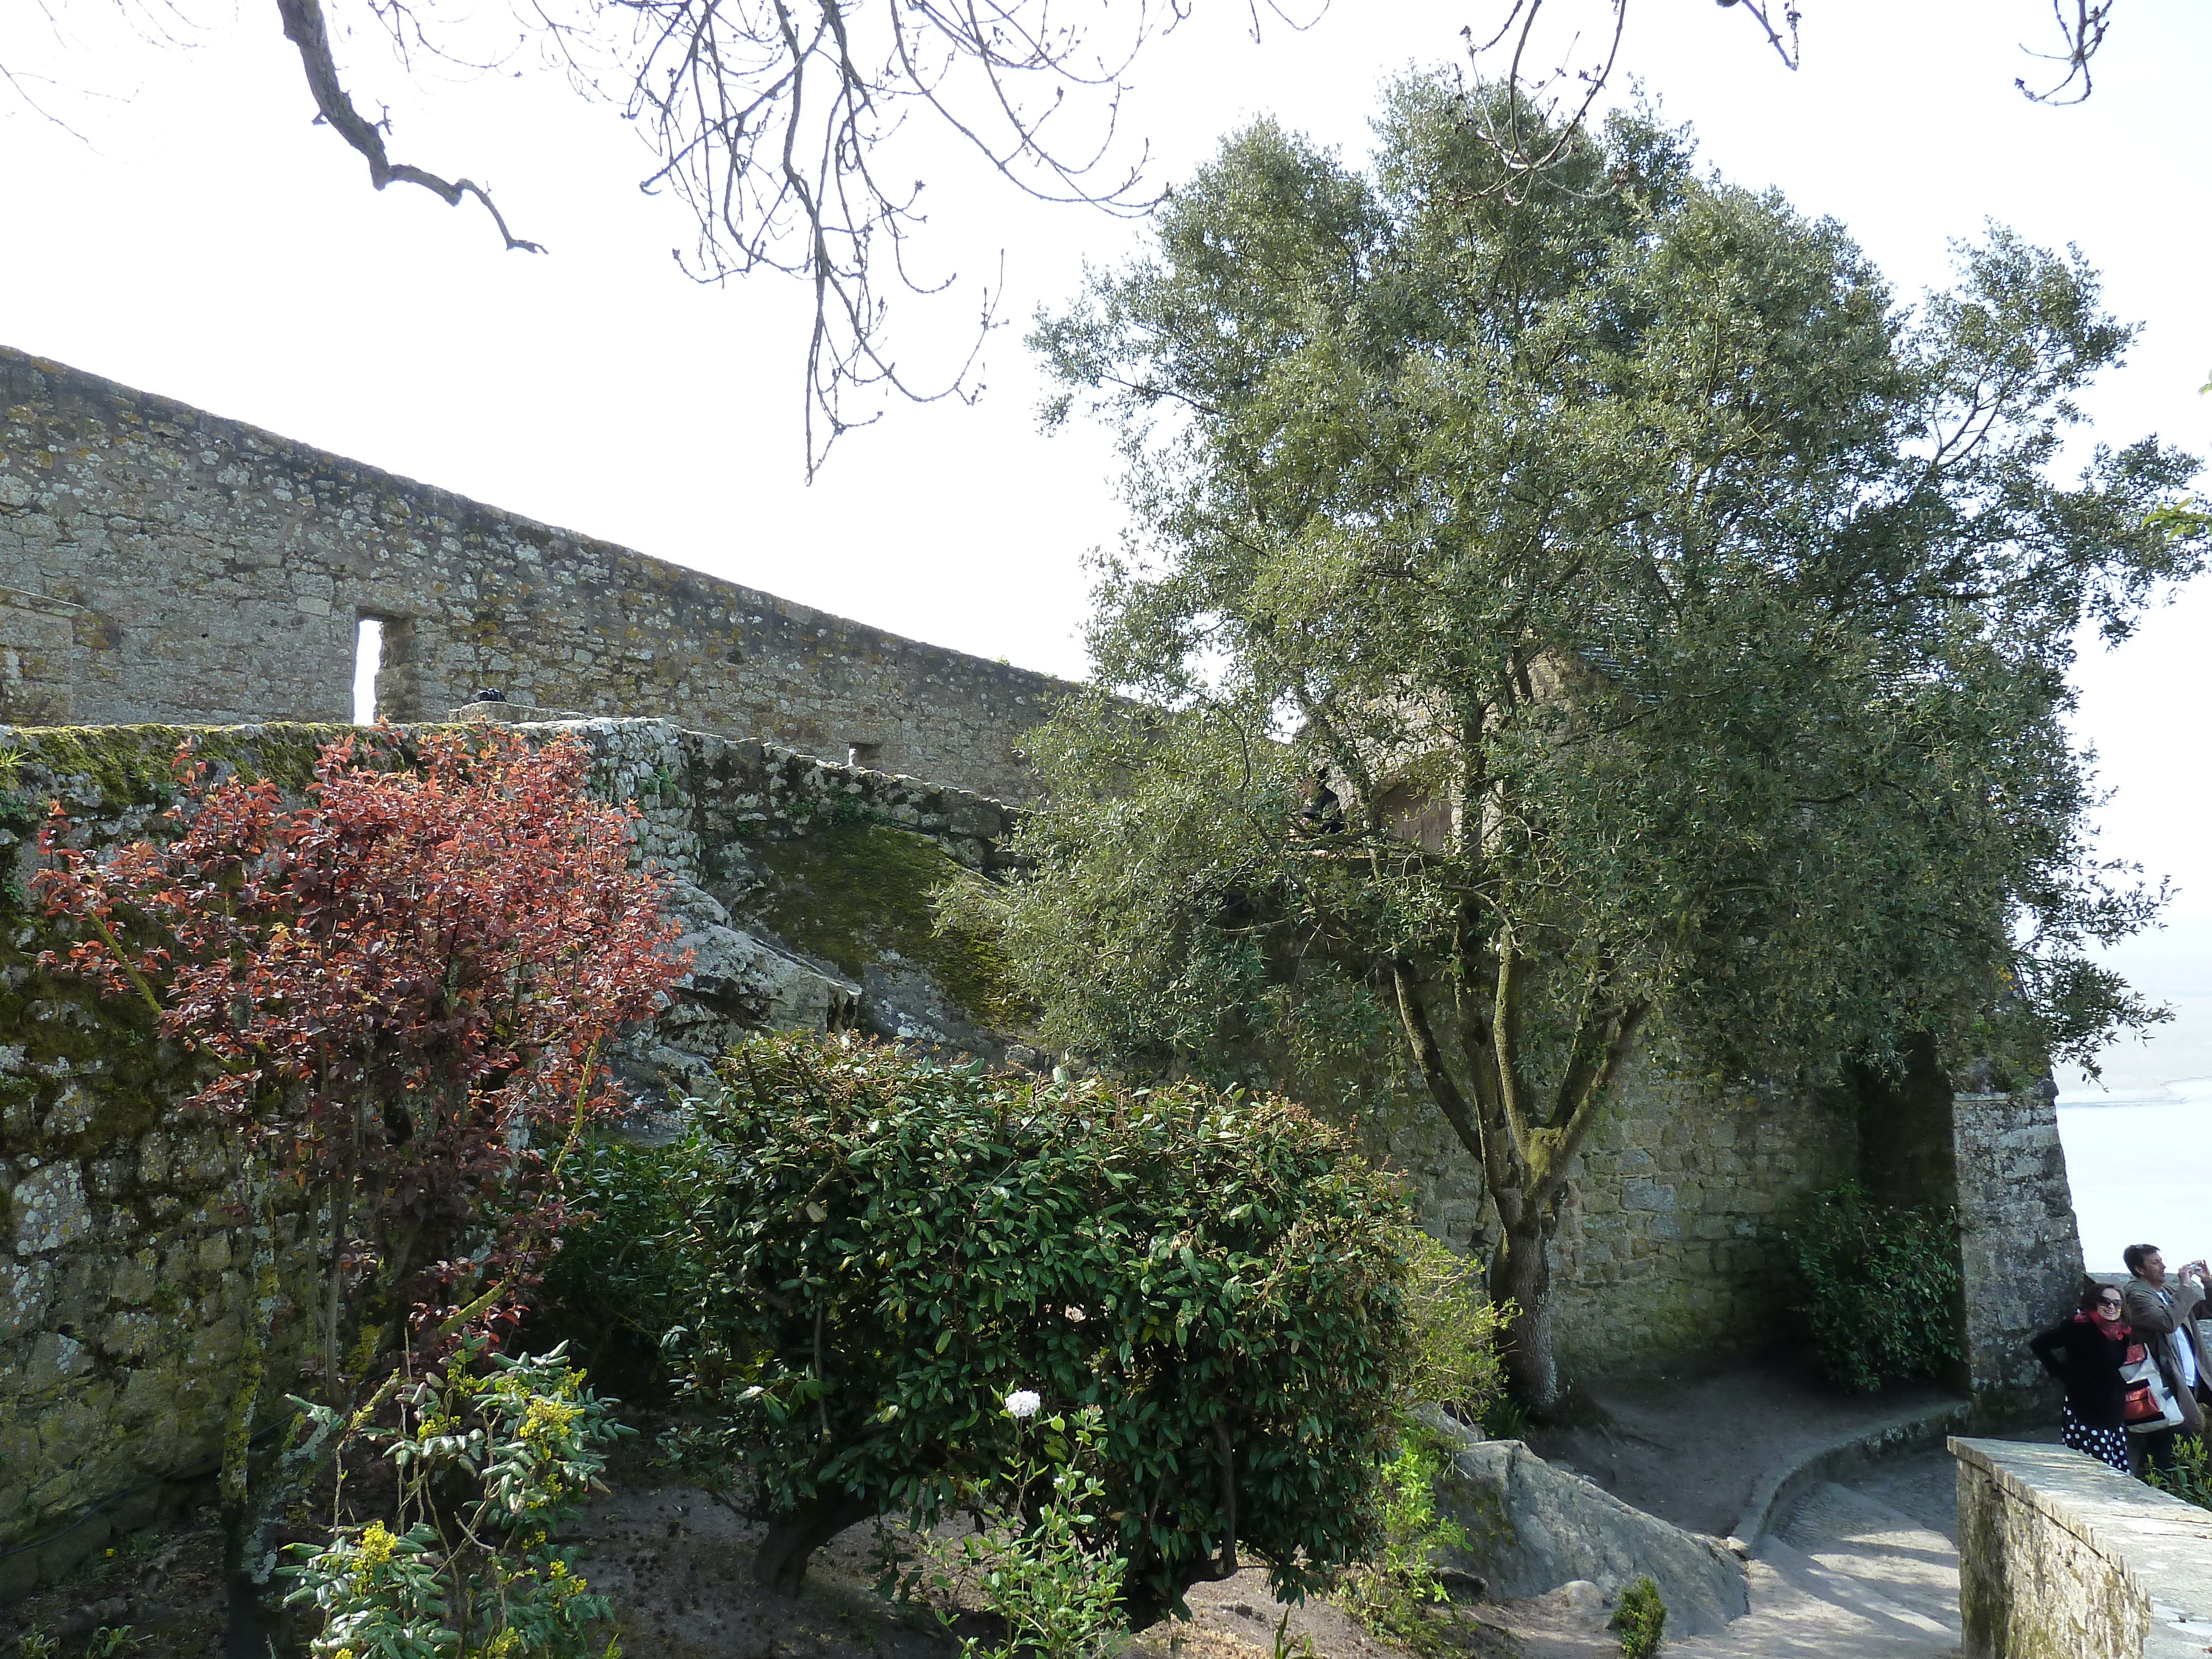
[2080,1307,2132,1342]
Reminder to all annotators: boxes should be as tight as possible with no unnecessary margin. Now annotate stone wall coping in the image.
[1950,1435,2212,1657]
[454,712,1025,815]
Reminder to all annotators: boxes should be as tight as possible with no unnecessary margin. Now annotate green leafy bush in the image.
[282,1345,632,1659]
[1397,1233,1512,1426]
[615,1032,1425,1617]
[1334,1436,1473,1650]
[1613,1576,1665,1658]
[2147,1435,2212,1511]
[1781,1181,1963,1394]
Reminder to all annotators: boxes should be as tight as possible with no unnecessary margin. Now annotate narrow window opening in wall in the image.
[848,742,883,770]
[353,617,384,724]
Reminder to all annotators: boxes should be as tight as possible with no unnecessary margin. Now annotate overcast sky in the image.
[4,0,2209,1094]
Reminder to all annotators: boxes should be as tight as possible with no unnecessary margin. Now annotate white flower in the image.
[1004,1389,1042,1421]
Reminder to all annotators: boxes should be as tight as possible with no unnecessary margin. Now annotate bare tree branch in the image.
[273,0,545,252]
[1462,0,2115,201]
[2016,0,2112,104]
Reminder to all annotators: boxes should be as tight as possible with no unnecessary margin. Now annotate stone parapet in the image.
[0,345,1072,801]
[1952,1435,2212,1658]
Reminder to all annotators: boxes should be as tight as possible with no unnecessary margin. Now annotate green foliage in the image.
[1334,1437,1473,1651]
[632,1032,1422,1610]
[752,818,1030,1031]
[282,1345,632,1659]
[919,1402,1130,1659]
[984,72,2203,1402]
[535,1136,694,1397]
[1781,1182,1963,1394]
[1613,1577,1666,1659]
[2146,1435,2212,1512]
[1478,1395,1531,1444]
[1397,1233,1512,1422]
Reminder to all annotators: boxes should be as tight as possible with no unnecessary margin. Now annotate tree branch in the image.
[273,0,545,253]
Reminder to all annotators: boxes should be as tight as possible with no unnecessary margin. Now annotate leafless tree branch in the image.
[1463,0,2115,200]
[273,0,546,252]
[2016,0,2111,105]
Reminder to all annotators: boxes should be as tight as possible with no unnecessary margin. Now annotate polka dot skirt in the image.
[2062,1401,2131,1474]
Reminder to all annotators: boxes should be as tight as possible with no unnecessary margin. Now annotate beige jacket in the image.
[2124,1270,2212,1435]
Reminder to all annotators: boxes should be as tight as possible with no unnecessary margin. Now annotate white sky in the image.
[4,0,2210,1092]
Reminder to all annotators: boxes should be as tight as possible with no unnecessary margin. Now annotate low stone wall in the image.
[1952,1436,2212,1658]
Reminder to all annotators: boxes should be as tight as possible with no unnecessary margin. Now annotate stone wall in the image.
[1953,1088,2084,1417]
[0,345,1072,801]
[0,585,77,725]
[1385,1062,1861,1377]
[0,716,1023,1590]
[1952,1436,2212,1658]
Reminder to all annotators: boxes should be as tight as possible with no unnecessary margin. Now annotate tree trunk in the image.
[223,1537,281,1659]
[1490,1212,1560,1413]
[752,1490,878,1595]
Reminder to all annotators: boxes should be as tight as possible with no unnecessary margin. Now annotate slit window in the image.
[353,617,384,724]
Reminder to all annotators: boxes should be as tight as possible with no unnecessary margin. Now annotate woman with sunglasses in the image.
[2029,1282,2135,1474]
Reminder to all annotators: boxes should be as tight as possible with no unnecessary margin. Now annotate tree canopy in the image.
[966,76,2204,1404]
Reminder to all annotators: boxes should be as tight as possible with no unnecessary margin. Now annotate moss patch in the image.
[750,821,1031,1035]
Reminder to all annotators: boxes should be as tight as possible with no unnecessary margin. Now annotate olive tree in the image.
[961,78,2203,1407]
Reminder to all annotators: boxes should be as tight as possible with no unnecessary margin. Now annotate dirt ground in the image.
[1522,1355,1963,1537]
[2,1433,1569,1659]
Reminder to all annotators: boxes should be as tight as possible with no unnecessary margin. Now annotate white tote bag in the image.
[2121,1341,2186,1434]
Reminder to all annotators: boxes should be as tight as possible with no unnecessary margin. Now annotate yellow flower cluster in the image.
[520,1393,582,1446]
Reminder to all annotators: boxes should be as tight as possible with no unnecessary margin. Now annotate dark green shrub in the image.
[1781,1181,1963,1394]
[611,1032,1425,1619]
[1613,1575,1665,1658]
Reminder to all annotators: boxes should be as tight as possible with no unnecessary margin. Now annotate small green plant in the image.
[1781,1181,1963,1393]
[281,1344,632,1659]
[2147,1435,2212,1511]
[1335,1436,1473,1651]
[15,1630,60,1659]
[86,1629,143,1658]
[920,1394,1129,1659]
[1478,1394,1530,1442]
[1613,1576,1665,1657]
[1398,1233,1512,1423]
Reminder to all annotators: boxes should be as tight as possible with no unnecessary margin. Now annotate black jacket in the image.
[2030,1314,2131,1430]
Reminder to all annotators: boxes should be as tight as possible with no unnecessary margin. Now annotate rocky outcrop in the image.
[1436,1434,1749,1636]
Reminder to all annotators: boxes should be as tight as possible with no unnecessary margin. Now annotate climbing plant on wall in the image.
[35,724,685,1654]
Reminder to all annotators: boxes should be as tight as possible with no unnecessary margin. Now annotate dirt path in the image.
[1522,1355,1964,1537]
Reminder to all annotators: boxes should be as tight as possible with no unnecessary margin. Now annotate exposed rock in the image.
[616,879,862,1099]
[1434,1434,1749,1636]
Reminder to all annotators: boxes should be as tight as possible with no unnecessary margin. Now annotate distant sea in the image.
[2056,1078,2212,1275]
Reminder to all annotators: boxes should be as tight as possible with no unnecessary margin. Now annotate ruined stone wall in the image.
[1953,1087,2084,1417]
[0,346,1070,801]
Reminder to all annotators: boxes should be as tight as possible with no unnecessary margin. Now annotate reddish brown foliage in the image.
[35,726,688,1357]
